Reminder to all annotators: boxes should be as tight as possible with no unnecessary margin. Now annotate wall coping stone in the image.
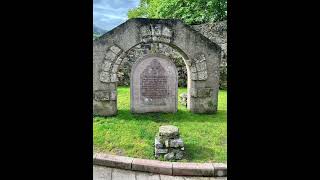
[93,153,227,177]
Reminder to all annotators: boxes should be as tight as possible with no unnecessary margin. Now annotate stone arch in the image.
[93,18,221,116]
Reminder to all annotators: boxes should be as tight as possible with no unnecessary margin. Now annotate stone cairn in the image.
[179,93,187,107]
[155,125,184,160]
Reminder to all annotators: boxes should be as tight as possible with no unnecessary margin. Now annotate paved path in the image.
[94,165,227,180]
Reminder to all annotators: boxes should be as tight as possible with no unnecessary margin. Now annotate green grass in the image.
[93,87,227,163]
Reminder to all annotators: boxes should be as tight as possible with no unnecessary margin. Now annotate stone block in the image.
[196,61,207,72]
[110,90,117,101]
[93,153,133,170]
[190,65,197,73]
[152,24,162,36]
[194,53,206,63]
[105,50,116,61]
[99,72,110,83]
[212,163,227,177]
[165,140,169,147]
[164,152,175,161]
[155,147,168,154]
[190,88,197,97]
[155,137,163,148]
[198,71,208,80]
[111,64,119,73]
[190,72,198,80]
[172,162,214,176]
[132,158,173,175]
[159,125,179,138]
[169,138,184,148]
[197,88,211,97]
[152,36,161,41]
[110,73,118,82]
[110,45,122,55]
[175,150,183,160]
[142,36,153,43]
[114,57,123,65]
[94,90,110,101]
[162,26,172,37]
[140,25,151,37]
[102,61,112,72]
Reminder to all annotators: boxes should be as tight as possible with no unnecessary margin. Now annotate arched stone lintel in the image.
[93,18,220,116]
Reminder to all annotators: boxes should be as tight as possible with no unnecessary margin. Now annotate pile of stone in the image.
[155,125,184,160]
[179,93,187,107]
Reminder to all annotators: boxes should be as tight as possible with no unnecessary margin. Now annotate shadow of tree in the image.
[112,109,226,124]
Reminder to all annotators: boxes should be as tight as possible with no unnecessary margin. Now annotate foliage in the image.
[93,33,101,40]
[128,0,227,25]
[93,87,227,163]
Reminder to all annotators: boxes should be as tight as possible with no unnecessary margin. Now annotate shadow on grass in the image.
[111,109,227,123]
[182,144,218,162]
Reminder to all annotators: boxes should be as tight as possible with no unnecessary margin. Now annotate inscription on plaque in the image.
[131,55,177,113]
[140,59,168,105]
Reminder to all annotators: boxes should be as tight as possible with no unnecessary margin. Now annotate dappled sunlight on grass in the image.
[94,86,227,163]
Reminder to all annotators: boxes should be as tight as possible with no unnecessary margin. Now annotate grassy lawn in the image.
[93,87,227,163]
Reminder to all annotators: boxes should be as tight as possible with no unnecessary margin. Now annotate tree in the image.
[128,0,227,25]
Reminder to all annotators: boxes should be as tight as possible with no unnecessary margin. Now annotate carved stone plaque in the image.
[140,59,168,105]
[131,55,178,113]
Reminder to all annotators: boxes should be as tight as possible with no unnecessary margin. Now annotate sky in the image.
[93,0,140,31]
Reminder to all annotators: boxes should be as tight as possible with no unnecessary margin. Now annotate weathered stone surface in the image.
[155,125,184,160]
[105,50,117,61]
[135,172,161,180]
[110,73,118,82]
[159,125,179,138]
[212,163,227,177]
[164,152,175,160]
[179,93,187,106]
[155,137,163,148]
[110,90,117,100]
[112,168,136,180]
[197,88,212,97]
[99,71,110,83]
[93,166,112,180]
[111,64,119,73]
[159,175,185,180]
[198,71,208,80]
[110,45,122,55]
[102,61,112,72]
[174,150,183,160]
[172,162,214,176]
[132,158,173,175]
[94,90,110,101]
[131,55,178,113]
[192,20,227,89]
[155,147,168,154]
[169,138,184,148]
[93,153,133,170]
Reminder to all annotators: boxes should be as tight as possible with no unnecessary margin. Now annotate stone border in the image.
[93,153,227,177]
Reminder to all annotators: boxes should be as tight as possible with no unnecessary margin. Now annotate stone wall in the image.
[192,20,227,89]
[116,20,227,89]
